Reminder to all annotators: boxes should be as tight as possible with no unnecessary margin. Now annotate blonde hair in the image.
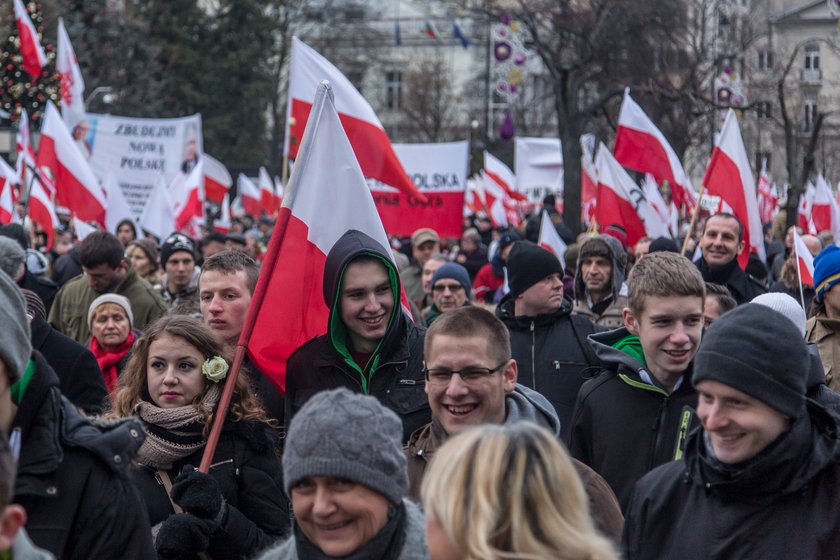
[421,424,618,560]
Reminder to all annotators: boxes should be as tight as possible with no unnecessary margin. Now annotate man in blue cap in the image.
[806,244,840,392]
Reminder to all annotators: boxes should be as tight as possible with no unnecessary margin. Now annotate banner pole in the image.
[681,185,705,256]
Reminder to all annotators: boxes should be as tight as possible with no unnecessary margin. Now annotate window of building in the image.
[805,44,820,70]
[756,49,774,71]
[803,95,818,132]
[385,71,402,110]
[756,101,772,120]
[755,151,771,173]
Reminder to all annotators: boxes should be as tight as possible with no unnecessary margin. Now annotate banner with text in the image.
[370,141,468,238]
[83,113,203,216]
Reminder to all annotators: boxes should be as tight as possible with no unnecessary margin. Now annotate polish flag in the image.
[274,176,285,204]
[537,210,567,266]
[481,170,511,227]
[258,166,278,216]
[756,160,777,225]
[580,134,598,226]
[103,171,140,237]
[285,37,423,200]
[484,151,527,201]
[15,109,38,199]
[213,194,232,234]
[810,174,840,240]
[793,230,815,287]
[57,18,86,129]
[798,181,816,234]
[247,81,409,391]
[139,176,175,240]
[642,174,675,237]
[28,175,59,249]
[464,177,484,215]
[0,158,16,224]
[701,109,766,268]
[594,143,671,247]
[72,216,96,241]
[37,102,106,226]
[203,154,232,203]
[13,0,47,78]
[236,173,262,217]
[613,89,693,213]
[171,160,204,237]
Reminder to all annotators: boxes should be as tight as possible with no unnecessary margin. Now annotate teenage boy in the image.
[569,251,705,510]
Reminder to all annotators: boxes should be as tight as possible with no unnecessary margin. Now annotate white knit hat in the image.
[751,292,806,338]
[87,294,134,330]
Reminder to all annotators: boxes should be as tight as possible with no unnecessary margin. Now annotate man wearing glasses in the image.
[405,306,624,544]
[424,262,472,326]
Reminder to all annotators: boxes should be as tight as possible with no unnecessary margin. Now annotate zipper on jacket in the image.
[530,321,536,389]
[673,409,693,461]
[617,373,669,397]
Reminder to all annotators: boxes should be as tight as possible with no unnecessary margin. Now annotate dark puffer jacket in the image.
[13,351,154,560]
[285,230,429,443]
[695,256,766,305]
[495,296,602,440]
[623,401,840,560]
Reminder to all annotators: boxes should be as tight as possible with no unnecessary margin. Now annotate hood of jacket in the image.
[495,293,573,329]
[505,383,562,436]
[574,236,625,304]
[322,230,405,375]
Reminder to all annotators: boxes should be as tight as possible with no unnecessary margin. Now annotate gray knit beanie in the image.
[87,293,134,330]
[283,388,407,505]
[0,270,31,383]
[0,236,25,280]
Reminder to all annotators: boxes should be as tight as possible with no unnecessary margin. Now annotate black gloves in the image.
[155,513,210,560]
[171,465,227,527]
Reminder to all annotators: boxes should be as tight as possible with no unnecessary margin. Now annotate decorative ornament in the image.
[202,356,229,382]
[499,111,515,140]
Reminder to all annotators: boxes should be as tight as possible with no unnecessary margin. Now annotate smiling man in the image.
[569,251,705,511]
[284,230,429,443]
[623,303,840,559]
[696,213,766,305]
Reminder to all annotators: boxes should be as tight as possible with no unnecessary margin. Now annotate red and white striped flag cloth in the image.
[28,173,59,249]
[247,81,409,391]
[793,230,815,287]
[57,18,86,129]
[213,193,232,234]
[13,0,47,78]
[0,158,17,224]
[37,102,106,225]
[481,170,518,228]
[613,88,693,214]
[756,160,777,225]
[642,174,675,238]
[203,154,232,204]
[484,151,527,202]
[171,159,204,237]
[537,210,567,266]
[15,109,38,199]
[258,166,279,216]
[580,134,598,226]
[810,174,840,240]
[285,37,423,200]
[236,173,261,217]
[701,109,766,268]
[798,181,816,234]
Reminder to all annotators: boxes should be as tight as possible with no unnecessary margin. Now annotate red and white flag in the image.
[37,102,106,226]
[756,160,777,225]
[594,143,671,246]
[171,160,204,237]
[613,88,693,213]
[13,0,47,78]
[581,134,598,226]
[57,18,86,129]
[247,81,407,392]
[15,109,37,198]
[0,158,16,224]
[810,174,840,240]
[464,177,483,216]
[213,193,232,234]
[140,176,174,240]
[798,180,816,234]
[28,174,59,249]
[203,153,232,204]
[642,174,675,238]
[258,166,279,216]
[793,230,815,287]
[484,151,527,202]
[285,37,423,200]
[480,170,512,228]
[702,109,766,268]
[236,173,262,217]
[538,210,567,266]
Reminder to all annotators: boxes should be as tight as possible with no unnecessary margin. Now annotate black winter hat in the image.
[693,303,808,418]
[160,233,196,267]
[507,241,563,298]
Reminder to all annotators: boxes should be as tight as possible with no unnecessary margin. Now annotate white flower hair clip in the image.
[202,356,229,382]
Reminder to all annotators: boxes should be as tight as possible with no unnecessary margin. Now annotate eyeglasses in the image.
[423,362,508,385]
[432,283,465,293]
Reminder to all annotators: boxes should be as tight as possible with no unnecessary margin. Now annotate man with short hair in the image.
[285,229,429,443]
[200,231,227,263]
[406,306,624,545]
[495,241,601,438]
[695,213,766,305]
[623,303,840,559]
[160,232,200,315]
[425,262,471,325]
[569,251,705,510]
[48,231,166,342]
[199,249,283,422]
[703,282,737,329]
[401,228,440,309]
[573,235,629,328]
[454,227,487,280]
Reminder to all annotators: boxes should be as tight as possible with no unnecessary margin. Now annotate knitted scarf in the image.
[90,331,136,396]
[134,384,221,469]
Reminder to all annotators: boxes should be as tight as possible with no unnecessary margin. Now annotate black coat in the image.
[623,402,840,560]
[19,270,58,316]
[131,420,289,559]
[495,296,603,440]
[696,257,766,305]
[13,351,155,560]
[30,314,109,415]
[284,230,430,443]
[568,328,697,511]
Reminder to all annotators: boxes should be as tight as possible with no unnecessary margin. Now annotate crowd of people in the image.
[0,196,839,559]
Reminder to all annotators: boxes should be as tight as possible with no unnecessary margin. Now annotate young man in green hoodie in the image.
[568,251,705,511]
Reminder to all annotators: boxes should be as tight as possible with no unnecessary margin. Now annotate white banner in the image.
[83,113,203,217]
[514,136,563,194]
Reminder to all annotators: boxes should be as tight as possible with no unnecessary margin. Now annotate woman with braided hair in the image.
[110,315,289,559]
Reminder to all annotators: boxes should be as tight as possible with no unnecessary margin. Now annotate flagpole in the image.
[793,239,807,310]
[681,185,705,256]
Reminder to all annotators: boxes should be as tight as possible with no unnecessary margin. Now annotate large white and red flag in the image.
[258,166,279,216]
[203,154,232,204]
[484,151,527,202]
[798,180,816,234]
[756,160,777,225]
[480,170,514,227]
[247,81,408,392]
[13,0,47,78]
[236,173,262,217]
[810,174,840,240]
[15,109,38,199]
[170,160,204,237]
[642,173,676,237]
[139,176,175,240]
[613,88,693,213]
[28,174,59,249]
[37,102,106,225]
[0,158,17,224]
[702,109,766,268]
[213,193,232,234]
[594,143,671,246]
[793,230,815,287]
[538,210,567,266]
[580,134,598,226]
[285,37,423,200]
[57,18,86,129]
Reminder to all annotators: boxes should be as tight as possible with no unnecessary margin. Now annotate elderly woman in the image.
[422,423,617,560]
[256,388,428,560]
[88,293,136,397]
[110,315,288,560]
[126,238,162,291]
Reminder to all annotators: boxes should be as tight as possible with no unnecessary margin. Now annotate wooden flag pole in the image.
[681,185,705,256]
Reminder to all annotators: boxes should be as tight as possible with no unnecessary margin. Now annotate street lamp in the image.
[85,86,115,107]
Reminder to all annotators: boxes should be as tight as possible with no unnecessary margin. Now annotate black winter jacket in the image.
[623,401,840,560]
[131,420,289,559]
[285,230,429,443]
[568,328,697,511]
[696,256,766,305]
[13,351,155,560]
[495,296,602,440]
